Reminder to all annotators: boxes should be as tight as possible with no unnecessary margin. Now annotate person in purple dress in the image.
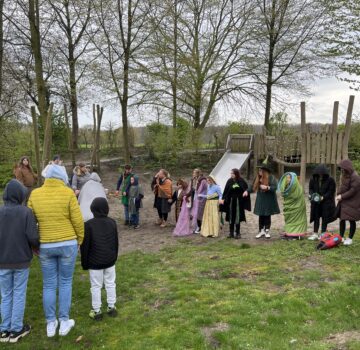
[188,169,208,234]
[173,180,192,237]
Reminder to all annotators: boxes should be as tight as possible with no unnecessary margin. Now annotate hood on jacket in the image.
[130,176,139,186]
[46,164,68,184]
[338,159,354,174]
[90,197,109,218]
[90,172,101,183]
[313,164,329,177]
[3,179,27,205]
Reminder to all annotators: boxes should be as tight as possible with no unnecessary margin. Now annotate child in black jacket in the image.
[80,197,119,320]
[0,180,39,343]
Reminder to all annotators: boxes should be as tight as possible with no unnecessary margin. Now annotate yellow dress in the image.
[201,189,221,237]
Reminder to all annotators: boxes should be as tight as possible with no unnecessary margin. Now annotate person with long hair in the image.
[308,164,336,240]
[115,164,134,225]
[153,169,172,228]
[336,159,360,245]
[220,169,250,239]
[200,175,222,238]
[173,179,193,236]
[171,179,189,223]
[188,169,207,234]
[243,157,280,239]
[14,156,37,194]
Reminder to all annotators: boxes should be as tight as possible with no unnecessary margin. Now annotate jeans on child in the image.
[130,211,139,225]
[89,266,116,312]
[124,205,129,222]
[0,268,30,332]
[39,244,77,323]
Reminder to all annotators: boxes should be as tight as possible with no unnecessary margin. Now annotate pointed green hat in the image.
[257,155,273,172]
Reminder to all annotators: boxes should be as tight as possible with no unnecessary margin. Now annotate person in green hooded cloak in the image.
[278,172,308,238]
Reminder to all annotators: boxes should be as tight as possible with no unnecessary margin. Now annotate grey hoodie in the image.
[0,180,39,269]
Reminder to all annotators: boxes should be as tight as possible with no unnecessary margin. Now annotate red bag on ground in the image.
[316,233,342,250]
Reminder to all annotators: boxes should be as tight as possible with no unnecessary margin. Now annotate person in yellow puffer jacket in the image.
[28,164,84,338]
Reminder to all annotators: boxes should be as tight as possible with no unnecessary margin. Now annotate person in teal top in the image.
[278,172,307,238]
[243,157,280,239]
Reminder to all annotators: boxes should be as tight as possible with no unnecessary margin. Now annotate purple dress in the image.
[191,178,208,231]
[173,186,192,236]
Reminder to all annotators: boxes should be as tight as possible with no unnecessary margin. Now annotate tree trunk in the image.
[0,0,4,99]
[69,52,79,151]
[91,104,97,171]
[264,45,274,131]
[31,106,42,185]
[28,0,48,128]
[64,104,75,167]
[172,0,178,129]
[42,102,54,168]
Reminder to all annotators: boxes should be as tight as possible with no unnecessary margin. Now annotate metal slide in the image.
[210,151,252,192]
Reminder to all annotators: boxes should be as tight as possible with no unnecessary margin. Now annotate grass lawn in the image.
[3,239,360,350]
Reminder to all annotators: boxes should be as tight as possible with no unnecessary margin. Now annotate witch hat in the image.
[257,155,273,173]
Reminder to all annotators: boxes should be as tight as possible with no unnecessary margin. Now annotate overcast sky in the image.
[78,76,360,128]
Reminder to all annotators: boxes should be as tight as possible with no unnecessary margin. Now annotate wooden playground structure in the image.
[225,95,355,189]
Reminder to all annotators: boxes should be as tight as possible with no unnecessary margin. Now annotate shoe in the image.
[124,220,130,226]
[344,238,353,246]
[107,306,118,317]
[308,233,319,241]
[160,222,167,228]
[0,331,10,343]
[234,233,241,239]
[194,228,201,234]
[156,219,163,225]
[227,233,234,239]
[46,319,58,338]
[89,309,103,321]
[134,225,140,230]
[59,319,75,336]
[9,325,31,343]
[265,230,271,239]
[256,230,265,239]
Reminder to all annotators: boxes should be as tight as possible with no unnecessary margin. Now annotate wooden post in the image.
[342,95,355,159]
[31,106,42,186]
[331,101,339,179]
[300,102,307,191]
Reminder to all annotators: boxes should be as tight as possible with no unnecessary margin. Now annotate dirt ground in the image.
[98,164,340,255]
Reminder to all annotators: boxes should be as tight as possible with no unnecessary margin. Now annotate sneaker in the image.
[194,228,201,234]
[89,309,103,321]
[46,319,58,338]
[160,222,167,228]
[256,230,265,239]
[265,230,271,239]
[9,325,31,343]
[0,331,10,343]
[59,319,75,336]
[308,233,319,241]
[134,225,140,230]
[344,238,353,246]
[107,306,118,317]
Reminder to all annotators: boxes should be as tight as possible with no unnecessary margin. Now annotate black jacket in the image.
[81,197,119,270]
[0,180,39,269]
[309,164,336,224]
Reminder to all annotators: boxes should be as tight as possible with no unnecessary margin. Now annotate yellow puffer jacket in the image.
[28,178,84,244]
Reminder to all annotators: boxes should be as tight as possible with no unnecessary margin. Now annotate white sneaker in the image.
[265,230,271,239]
[46,320,58,338]
[343,238,353,246]
[256,230,265,239]
[59,319,75,336]
[308,233,319,241]
[194,227,201,234]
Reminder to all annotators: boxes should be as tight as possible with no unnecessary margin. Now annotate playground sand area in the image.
[99,164,340,254]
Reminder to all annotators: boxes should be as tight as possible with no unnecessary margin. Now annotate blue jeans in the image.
[0,268,29,332]
[39,245,77,322]
[130,211,139,225]
[124,204,129,221]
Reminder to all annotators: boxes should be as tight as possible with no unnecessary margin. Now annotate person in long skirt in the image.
[188,169,207,234]
[278,172,308,239]
[170,179,188,223]
[220,169,251,239]
[201,175,222,238]
[243,157,280,239]
[173,181,192,237]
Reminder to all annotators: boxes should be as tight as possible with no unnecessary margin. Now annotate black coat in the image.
[221,178,251,224]
[81,198,119,270]
[309,165,336,224]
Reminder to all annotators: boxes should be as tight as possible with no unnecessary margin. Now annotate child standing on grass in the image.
[128,176,144,229]
[0,180,39,343]
[81,197,119,321]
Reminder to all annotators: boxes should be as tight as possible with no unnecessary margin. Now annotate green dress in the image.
[249,175,280,216]
[278,172,307,236]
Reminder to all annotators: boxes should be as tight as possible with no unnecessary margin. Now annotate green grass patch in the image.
[4,240,360,349]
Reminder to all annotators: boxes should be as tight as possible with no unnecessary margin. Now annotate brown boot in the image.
[160,221,167,228]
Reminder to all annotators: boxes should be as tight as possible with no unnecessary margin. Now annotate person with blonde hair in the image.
[200,175,222,238]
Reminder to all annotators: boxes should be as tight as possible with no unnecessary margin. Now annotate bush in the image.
[0,164,15,188]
